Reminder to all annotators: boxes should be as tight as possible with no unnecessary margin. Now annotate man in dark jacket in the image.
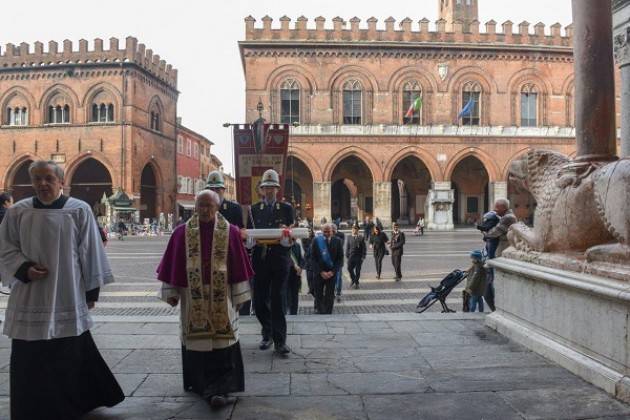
[389,222,406,282]
[0,192,12,225]
[345,224,366,289]
[286,241,305,315]
[310,224,344,314]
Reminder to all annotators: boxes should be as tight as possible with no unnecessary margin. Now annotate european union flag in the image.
[458,98,474,119]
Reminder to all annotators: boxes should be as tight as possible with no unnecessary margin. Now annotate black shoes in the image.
[259,337,273,350]
[209,394,237,408]
[274,343,291,355]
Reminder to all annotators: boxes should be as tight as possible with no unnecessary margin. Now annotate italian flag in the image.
[405,96,422,118]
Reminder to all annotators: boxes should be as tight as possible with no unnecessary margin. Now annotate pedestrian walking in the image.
[415,216,425,236]
[286,240,305,315]
[389,222,406,281]
[332,224,345,300]
[157,190,253,408]
[311,223,344,314]
[0,160,124,420]
[345,223,366,289]
[465,250,488,312]
[249,169,294,355]
[370,225,389,279]
[363,216,374,242]
[482,199,517,311]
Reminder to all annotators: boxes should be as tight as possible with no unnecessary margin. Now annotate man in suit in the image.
[345,223,366,289]
[249,169,295,355]
[390,222,406,282]
[310,224,344,314]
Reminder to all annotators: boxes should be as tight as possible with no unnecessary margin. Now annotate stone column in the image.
[373,182,392,228]
[571,0,618,163]
[489,181,508,208]
[397,179,410,224]
[615,27,630,157]
[313,182,331,228]
[426,181,454,231]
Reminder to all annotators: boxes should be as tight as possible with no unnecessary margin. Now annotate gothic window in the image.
[461,81,481,126]
[91,102,114,122]
[343,80,362,125]
[46,94,71,124]
[149,99,163,132]
[6,107,28,126]
[402,81,422,125]
[520,84,538,127]
[280,79,300,125]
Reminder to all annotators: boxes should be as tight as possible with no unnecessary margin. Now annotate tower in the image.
[439,0,479,32]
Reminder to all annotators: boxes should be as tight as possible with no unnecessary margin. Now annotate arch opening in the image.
[390,156,433,225]
[140,164,157,221]
[284,156,313,222]
[69,158,113,214]
[330,156,373,224]
[450,156,489,225]
[8,159,34,202]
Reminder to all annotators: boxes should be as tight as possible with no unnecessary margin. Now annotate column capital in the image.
[614,27,630,67]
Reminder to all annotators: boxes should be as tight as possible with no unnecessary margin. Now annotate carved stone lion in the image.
[507,149,630,264]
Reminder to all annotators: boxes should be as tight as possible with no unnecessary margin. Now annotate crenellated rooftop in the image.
[244,16,573,48]
[0,36,177,89]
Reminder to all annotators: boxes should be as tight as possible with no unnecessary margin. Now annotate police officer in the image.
[205,170,244,228]
[250,169,294,355]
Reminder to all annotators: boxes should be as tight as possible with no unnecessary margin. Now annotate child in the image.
[476,210,500,259]
[465,250,488,312]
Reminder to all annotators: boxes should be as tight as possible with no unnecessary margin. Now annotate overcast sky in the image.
[4,0,572,174]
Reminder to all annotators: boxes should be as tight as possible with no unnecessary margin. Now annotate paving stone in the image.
[300,333,416,349]
[411,331,509,347]
[138,322,180,335]
[85,397,195,420]
[93,333,180,350]
[358,321,395,334]
[174,398,235,419]
[419,345,550,370]
[325,321,362,334]
[290,373,351,396]
[93,322,146,335]
[133,373,188,397]
[100,349,133,369]
[113,373,148,397]
[234,373,290,397]
[350,355,432,373]
[231,395,367,420]
[363,392,523,420]
[112,349,182,373]
[272,356,360,374]
[240,348,273,373]
[0,373,8,397]
[292,371,428,395]
[428,366,580,393]
[291,322,328,335]
[498,386,630,419]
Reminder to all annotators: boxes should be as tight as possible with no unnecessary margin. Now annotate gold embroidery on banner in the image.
[184,212,234,341]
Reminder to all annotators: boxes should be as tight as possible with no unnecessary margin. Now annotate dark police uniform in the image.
[219,199,244,228]
[249,200,294,346]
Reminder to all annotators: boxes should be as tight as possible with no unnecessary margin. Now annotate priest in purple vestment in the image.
[157,190,253,408]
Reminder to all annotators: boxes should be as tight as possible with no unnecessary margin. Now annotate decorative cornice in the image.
[289,124,584,139]
[240,42,573,63]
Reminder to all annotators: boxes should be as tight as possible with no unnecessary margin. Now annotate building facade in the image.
[0,36,178,225]
[176,122,213,220]
[240,1,621,228]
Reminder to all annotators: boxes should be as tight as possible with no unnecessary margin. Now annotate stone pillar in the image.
[426,181,454,231]
[373,182,392,228]
[313,182,331,228]
[489,181,508,208]
[397,179,410,224]
[614,27,630,157]
[571,0,618,163]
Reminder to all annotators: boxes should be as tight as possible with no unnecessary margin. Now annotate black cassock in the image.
[11,331,124,420]
[182,342,245,398]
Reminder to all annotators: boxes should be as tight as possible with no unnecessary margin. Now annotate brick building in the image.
[176,122,213,220]
[240,0,621,228]
[0,36,178,225]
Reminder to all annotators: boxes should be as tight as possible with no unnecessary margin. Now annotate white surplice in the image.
[0,197,114,340]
